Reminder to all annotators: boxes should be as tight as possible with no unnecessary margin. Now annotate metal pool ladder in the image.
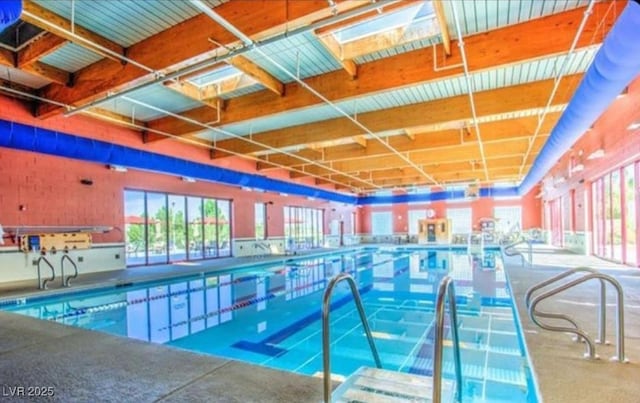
[501,236,529,267]
[37,255,55,289]
[323,273,463,402]
[526,267,628,362]
[60,252,79,287]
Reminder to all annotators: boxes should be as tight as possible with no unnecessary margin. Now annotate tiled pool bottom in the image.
[1,249,538,402]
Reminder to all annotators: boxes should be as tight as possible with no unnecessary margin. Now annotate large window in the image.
[124,191,146,266]
[284,206,324,250]
[168,195,186,262]
[124,190,232,266]
[371,212,392,236]
[591,162,639,266]
[255,203,266,240]
[624,164,637,265]
[447,208,472,234]
[187,197,203,259]
[408,209,427,235]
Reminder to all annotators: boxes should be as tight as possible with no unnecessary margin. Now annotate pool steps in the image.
[331,366,455,403]
[325,275,464,402]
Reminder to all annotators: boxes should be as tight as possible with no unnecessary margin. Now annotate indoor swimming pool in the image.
[0,248,538,402]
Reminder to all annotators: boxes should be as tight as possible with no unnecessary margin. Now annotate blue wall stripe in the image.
[0,119,357,204]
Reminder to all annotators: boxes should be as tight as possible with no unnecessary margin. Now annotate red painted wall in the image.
[358,187,542,235]
[542,75,640,236]
[0,95,357,246]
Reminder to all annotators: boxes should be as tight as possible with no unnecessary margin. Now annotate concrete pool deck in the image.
[505,244,640,403]
[1,245,639,402]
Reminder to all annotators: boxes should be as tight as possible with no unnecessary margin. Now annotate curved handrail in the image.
[61,253,78,287]
[529,272,627,362]
[37,256,55,290]
[434,276,463,403]
[501,238,526,266]
[322,273,381,403]
[526,267,607,343]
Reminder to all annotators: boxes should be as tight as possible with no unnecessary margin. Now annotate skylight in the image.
[332,2,435,45]
[189,65,243,88]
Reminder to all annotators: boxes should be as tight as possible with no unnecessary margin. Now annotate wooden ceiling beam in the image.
[17,33,67,67]
[0,48,14,68]
[227,55,284,96]
[21,62,70,86]
[432,0,451,56]
[0,32,70,88]
[316,33,358,79]
[259,112,561,167]
[256,148,322,170]
[192,76,576,155]
[86,107,147,129]
[327,136,548,173]
[21,0,124,61]
[147,3,617,137]
[164,74,258,110]
[34,0,373,118]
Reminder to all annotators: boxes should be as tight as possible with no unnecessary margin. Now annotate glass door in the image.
[624,164,637,265]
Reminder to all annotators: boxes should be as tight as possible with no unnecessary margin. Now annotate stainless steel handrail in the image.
[322,272,381,403]
[61,253,78,287]
[501,238,526,267]
[434,276,463,403]
[37,256,55,290]
[529,272,627,362]
[526,267,607,344]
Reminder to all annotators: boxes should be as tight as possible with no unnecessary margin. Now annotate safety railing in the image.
[37,256,55,290]
[433,276,463,403]
[526,267,607,345]
[501,237,528,267]
[61,253,78,287]
[253,242,271,258]
[528,268,627,362]
[322,272,381,403]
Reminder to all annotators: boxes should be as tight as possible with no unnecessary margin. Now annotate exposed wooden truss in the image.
[0,0,623,193]
[146,3,616,139]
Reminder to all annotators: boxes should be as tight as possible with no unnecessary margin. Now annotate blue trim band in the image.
[0,119,358,204]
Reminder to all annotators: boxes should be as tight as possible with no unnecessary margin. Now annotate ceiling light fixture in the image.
[181,176,196,183]
[571,163,585,173]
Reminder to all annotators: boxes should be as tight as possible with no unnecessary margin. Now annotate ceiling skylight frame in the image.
[331,2,436,45]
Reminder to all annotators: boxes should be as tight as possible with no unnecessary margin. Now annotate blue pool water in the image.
[1,247,538,402]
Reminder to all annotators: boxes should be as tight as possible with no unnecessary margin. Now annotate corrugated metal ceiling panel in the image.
[218,46,597,137]
[218,104,343,138]
[39,43,103,73]
[98,84,203,121]
[0,65,50,89]
[32,0,227,47]
[354,36,440,64]
[220,83,265,100]
[442,0,590,38]
[244,32,342,83]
